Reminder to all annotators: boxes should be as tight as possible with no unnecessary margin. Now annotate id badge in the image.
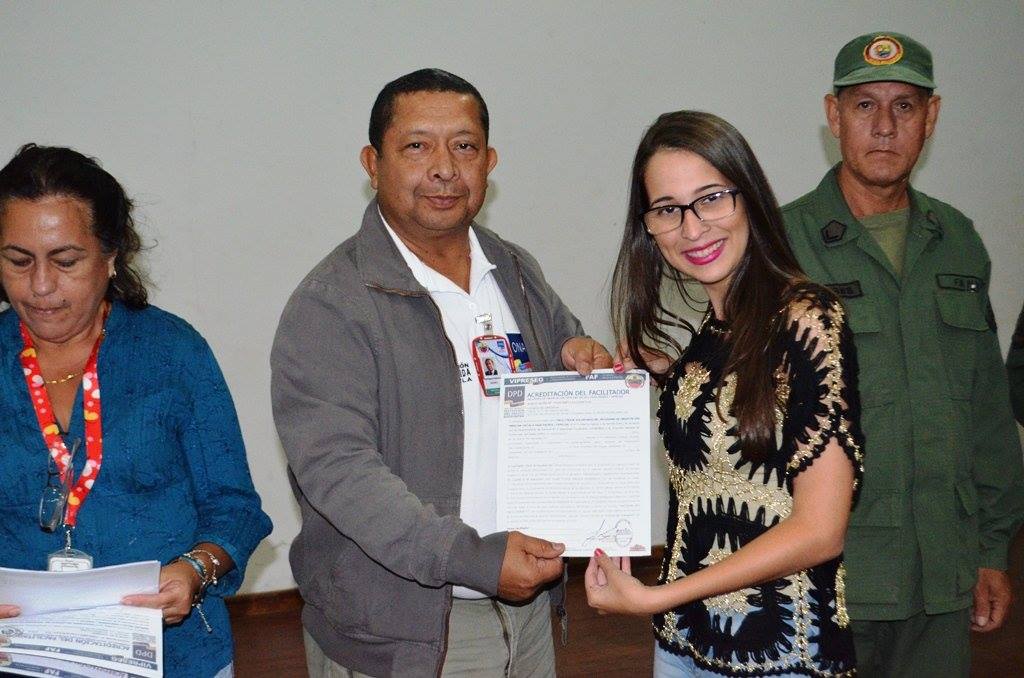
[48,548,93,571]
[472,334,515,396]
[48,529,93,571]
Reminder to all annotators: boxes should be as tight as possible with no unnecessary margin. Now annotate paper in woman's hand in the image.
[0,561,159,616]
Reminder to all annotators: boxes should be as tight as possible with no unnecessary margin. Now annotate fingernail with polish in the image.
[595,548,605,557]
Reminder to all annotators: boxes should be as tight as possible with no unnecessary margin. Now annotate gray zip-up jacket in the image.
[271,201,585,677]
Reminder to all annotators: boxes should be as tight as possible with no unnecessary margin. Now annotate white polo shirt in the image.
[382,217,521,599]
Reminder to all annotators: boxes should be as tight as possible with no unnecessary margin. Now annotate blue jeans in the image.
[653,645,808,678]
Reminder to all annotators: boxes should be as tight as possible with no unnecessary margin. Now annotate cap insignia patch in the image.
[864,35,904,66]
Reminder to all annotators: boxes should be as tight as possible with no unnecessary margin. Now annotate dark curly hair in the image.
[0,144,148,308]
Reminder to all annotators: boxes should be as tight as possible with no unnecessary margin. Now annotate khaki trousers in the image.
[304,594,556,678]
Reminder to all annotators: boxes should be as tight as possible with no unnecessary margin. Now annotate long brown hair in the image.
[611,111,806,461]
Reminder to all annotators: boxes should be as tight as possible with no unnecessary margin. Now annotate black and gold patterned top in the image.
[654,290,864,677]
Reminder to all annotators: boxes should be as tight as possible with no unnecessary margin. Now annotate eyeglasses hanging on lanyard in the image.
[20,310,107,571]
[39,437,80,534]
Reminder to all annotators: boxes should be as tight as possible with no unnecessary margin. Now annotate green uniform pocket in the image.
[935,289,988,331]
[843,298,894,407]
[846,492,901,604]
[935,289,988,400]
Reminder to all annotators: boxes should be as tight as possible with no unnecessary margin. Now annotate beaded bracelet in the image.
[177,553,208,589]
[186,549,221,588]
[174,552,215,633]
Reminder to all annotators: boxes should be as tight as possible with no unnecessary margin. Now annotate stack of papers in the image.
[0,562,162,678]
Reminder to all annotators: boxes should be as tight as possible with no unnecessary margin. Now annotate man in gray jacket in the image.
[272,68,612,677]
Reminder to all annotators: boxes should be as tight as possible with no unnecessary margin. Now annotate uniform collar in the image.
[814,164,943,248]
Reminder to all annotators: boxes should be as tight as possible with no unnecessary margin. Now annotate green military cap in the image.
[833,32,936,90]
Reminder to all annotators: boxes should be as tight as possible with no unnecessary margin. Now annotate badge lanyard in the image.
[19,313,106,569]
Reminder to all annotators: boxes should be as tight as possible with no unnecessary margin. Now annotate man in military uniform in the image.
[783,32,1024,676]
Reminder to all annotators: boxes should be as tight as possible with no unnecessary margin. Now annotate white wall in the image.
[2,1,1021,593]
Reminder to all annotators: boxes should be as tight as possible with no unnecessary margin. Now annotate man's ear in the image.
[360,145,379,190]
[824,93,841,139]
[924,95,942,140]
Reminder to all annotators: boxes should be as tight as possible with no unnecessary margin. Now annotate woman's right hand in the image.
[585,550,658,616]
[0,605,20,618]
[122,560,201,625]
[612,343,673,376]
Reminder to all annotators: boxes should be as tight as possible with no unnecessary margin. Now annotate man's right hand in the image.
[497,531,565,601]
[0,605,20,619]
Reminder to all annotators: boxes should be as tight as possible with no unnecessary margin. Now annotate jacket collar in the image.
[353,199,522,293]
[354,200,428,293]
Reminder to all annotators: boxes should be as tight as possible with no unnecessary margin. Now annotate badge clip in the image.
[48,527,93,571]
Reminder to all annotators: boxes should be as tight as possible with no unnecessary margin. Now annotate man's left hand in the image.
[561,337,613,375]
[971,567,1013,632]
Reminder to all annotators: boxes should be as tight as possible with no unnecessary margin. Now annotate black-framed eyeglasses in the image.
[641,188,741,236]
[39,438,79,533]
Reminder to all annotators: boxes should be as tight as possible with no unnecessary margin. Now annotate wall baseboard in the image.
[226,588,302,616]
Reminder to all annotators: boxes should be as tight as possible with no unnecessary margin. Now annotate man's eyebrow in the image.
[400,127,481,137]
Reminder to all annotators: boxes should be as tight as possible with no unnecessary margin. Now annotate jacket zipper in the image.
[366,282,462,678]
[437,595,454,678]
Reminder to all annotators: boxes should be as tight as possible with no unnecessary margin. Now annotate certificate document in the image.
[497,369,651,557]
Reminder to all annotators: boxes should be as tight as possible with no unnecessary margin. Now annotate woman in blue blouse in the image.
[0,144,272,677]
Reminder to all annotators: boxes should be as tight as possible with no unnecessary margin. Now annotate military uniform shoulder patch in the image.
[821,220,847,244]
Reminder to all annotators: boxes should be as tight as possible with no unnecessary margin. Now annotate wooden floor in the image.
[230,530,1024,677]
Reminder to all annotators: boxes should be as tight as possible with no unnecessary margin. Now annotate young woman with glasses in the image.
[587,111,863,677]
